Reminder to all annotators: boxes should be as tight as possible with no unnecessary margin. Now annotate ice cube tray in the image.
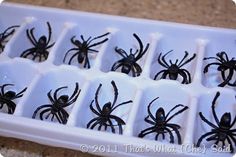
[0,2,236,157]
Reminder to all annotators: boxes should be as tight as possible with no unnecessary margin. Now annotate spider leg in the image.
[182,69,192,84]
[147,97,159,122]
[39,108,52,120]
[220,51,229,62]
[166,105,188,122]
[89,100,101,116]
[68,51,80,65]
[57,111,67,124]
[108,119,116,133]
[20,48,36,58]
[87,117,100,129]
[204,56,222,63]
[157,53,169,68]
[178,70,188,84]
[161,50,173,68]
[226,136,234,153]
[6,100,16,114]
[45,43,55,49]
[203,62,221,73]
[110,81,118,108]
[164,127,174,143]
[32,105,52,118]
[218,69,234,87]
[196,132,216,147]
[211,92,220,125]
[67,83,80,105]
[13,87,27,99]
[87,48,99,53]
[87,32,110,46]
[155,133,160,141]
[138,127,156,138]
[230,115,236,128]
[1,84,13,95]
[165,104,186,119]
[83,54,90,68]
[133,33,149,61]
[161,71,169,79]
[2,25,19,36]
[54,112,63,124]
[29,28,37,44]
[26,28,37,46]
[111,100,132,112]
[90,119,103,130]
[87,37,109,48]
[228,134,236,148]
[133,62,142,77]
[199,112,218,129]
[109,115,126,125]
[167,125,182,144]
[53,86,67,101]
[46,22,53,45]
[144,116,156,125]
[114,47,129,58]
[63,48,79,63]
[111,60,123,71]
[179,52,196,68]
[154,70,166,80]
[95,84,103,113]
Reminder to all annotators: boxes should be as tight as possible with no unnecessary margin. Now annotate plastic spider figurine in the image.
[87,80,133,134]
[196,92,236,153]
[32,83,80,124]
[203,51,236,87]
[63,32,110,68]
[20,22,55,62]
[0,84,27,114]
[111,33,150,77]
[0,25,19,52]
[154,50,196,84]
[138,97,188,144]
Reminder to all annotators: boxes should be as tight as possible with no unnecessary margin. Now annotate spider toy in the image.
[63,32,110,68]
[0,84,27,114]
[203,51,236,87]
[111,33,150,77]
[20,22,55,62]
[32,83,80,124]
[87,80,133,134]
[0,25,19,52]
[196,92,236,153]
[154,50,196,84]
[138,97,188,144]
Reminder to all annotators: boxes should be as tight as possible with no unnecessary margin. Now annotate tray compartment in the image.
[201,31,236,89]
[14,67,87,123]
[132,81,191,144]
[71,74,137,135]
[99,31,153,77]
[6,18,64,62]
[0,60,38,114]
[194,90,236,151]
[52,23,111,69]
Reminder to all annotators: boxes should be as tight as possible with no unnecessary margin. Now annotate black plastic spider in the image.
[63,32,110,68]
[203,51,236,87]
[0,84,27,114]
[138,97,188,144]
[0,25,19,52]
[32,83,80,124]
[87,80,133,134]
[154,50,196,84]
[20,22,55,62]
[196,92,236,153]
[111,33,150,77]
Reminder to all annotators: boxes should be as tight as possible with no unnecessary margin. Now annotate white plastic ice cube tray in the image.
[0,2,236,157]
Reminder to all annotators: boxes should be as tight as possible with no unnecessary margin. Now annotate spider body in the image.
[196,92,236,153]
[154,50,196,84]
[0,84,27,114]
[138,97,188,144]
[87,80,133,134]
[203,52,236,87]
[63,32,110,68]
[111,33,150,77]
[0,25,19,52]
[20,22,55,62]
[32,83,80,124]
